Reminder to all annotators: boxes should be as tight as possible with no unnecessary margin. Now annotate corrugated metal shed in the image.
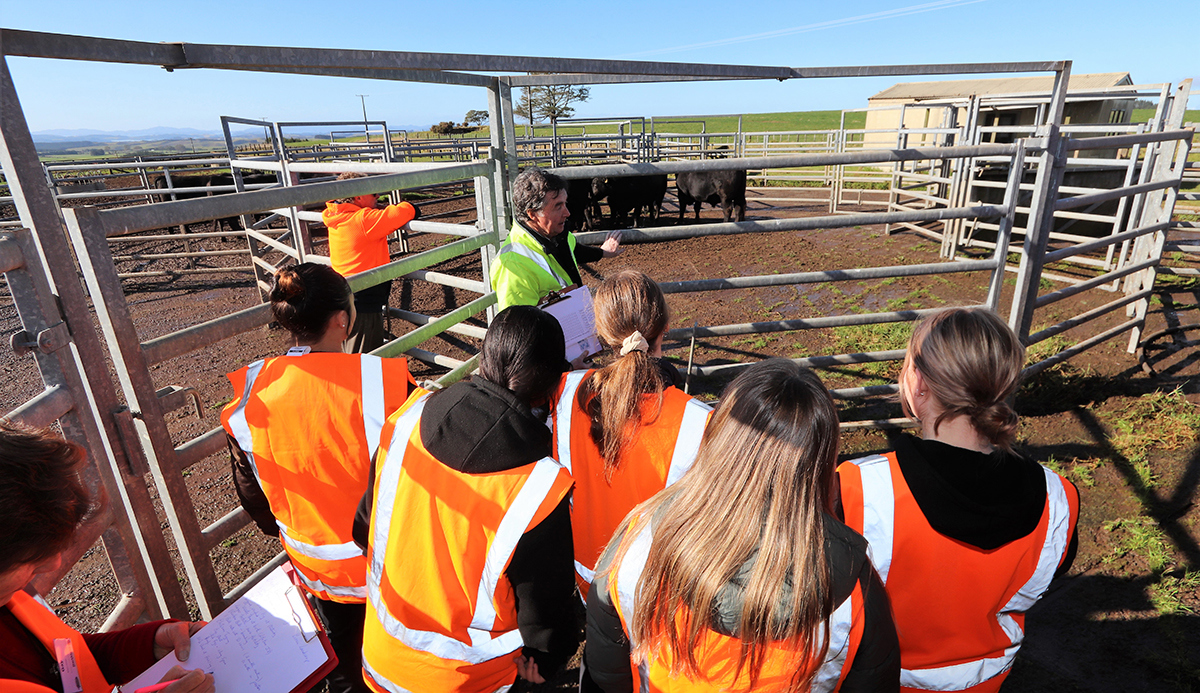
[870,73,1132,101]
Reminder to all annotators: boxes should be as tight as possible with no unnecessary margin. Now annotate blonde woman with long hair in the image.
[838,307,1079,692]
[552,269,712,600]
[585,359,899,693]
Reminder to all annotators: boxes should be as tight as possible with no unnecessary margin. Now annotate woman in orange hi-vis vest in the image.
[0,421,212,693]
[223,263,414,693]
[837,308,1080,693]
[355,305,579,693]
[586,360,900,693]
[552,270,711,603]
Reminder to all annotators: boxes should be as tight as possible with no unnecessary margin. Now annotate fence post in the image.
[1123,79,1193,352]
[987,140,1027,309]
[0,51,187,622]
[63,205,227,620]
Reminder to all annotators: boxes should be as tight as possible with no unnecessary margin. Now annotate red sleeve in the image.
[81,619,176,685]
[356,203,417,240]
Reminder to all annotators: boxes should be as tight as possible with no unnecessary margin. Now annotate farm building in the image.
[863,72,1137,151]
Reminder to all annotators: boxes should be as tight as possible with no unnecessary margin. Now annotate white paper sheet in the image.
[123,567,329,693]
[541,285,602,363]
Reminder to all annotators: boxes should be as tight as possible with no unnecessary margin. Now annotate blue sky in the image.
[2,0,1195,133]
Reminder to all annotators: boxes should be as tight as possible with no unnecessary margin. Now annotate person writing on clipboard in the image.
[0,421,213,693]
[490,167,623,312]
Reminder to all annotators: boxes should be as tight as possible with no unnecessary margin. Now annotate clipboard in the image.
[538,285,602,364]
[282,564,339,693]
[122,565,337,693]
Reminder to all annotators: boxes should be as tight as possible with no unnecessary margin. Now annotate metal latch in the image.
[9,322,70,356]
[156,385,204,420]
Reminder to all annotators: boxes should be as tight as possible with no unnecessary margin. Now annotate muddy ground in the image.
[3,182,1199,691]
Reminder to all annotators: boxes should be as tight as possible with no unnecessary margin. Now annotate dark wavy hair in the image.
[270,263,353,343]
[0,420,92,576]
[478,305,565,406]
[512,167,567,226]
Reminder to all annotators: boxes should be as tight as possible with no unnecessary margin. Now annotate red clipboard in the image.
[282,563,339,693]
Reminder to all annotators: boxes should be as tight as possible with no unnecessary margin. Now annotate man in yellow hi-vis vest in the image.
[490,167,622,310]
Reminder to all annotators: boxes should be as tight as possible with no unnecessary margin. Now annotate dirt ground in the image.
[3,182,1199,691]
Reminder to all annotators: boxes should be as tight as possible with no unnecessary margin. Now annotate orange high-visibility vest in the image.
[322,201,417,277]
[222,351,413,603]
[837,451,1078,693]
[3,591,112,693]
[608,524,866,692]
[363,391,574,693]
[552,370,711,594]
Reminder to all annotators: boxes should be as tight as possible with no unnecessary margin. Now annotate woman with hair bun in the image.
[551,269,712,601]
[357,305,580,693]
[585,359,899,693]
[837,307,1080,693]
[221,262,414,693]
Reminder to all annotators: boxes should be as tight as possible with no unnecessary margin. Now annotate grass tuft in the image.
[1102,517,1173,575]
[1148,571,1200,616]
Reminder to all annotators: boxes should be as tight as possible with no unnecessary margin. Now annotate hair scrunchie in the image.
[619,330,650,356]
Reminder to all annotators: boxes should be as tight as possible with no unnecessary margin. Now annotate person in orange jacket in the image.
[585,360,899,692]
[551,269,711,603]
[837,307,1080,693]
[321,171,419,353]
[354,305,580,693]
[0,420,213,693]
[223,263,415,693]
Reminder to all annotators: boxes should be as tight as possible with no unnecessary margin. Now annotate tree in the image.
[430,121,457,135]
[514,84,590,124]
[464,109,489,126]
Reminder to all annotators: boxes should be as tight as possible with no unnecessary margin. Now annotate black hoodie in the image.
[352,377,580,676]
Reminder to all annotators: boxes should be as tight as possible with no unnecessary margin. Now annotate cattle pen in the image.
[0,26,1195,675]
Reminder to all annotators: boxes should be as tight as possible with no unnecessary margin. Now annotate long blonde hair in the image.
[608,359,840,691]
[578,270,669,479]
[905,307,1025,450]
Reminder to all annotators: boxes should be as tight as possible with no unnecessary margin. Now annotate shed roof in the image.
[869,73,1133,101]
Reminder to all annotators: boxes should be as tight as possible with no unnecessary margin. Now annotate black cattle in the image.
[675,169,747,223]
[565,177,599,232]
[151,174,213,202]
[591,174,668,228]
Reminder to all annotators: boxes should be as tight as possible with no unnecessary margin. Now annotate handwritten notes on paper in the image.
[123,567,329,693]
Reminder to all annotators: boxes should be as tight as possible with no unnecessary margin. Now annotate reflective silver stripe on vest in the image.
[810,590,856,693]
[612,523,653,693]
[848,454,895,583]
[226,358,267,481]
[368,395,563,665]
[362,659,514,693]
[278,524,365,562]
[292,567,368,600]
[851,455,1074,691]
[664,399,712,487]
[613,523,851,693]
[498,241,569,288]
[574,560,596,585]
[554,370,589,475]
[360,355,386,461]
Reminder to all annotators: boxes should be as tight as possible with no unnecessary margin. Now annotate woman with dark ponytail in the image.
[837,307,1080,693]
[551,269,712,601]
[221,262,414,693]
